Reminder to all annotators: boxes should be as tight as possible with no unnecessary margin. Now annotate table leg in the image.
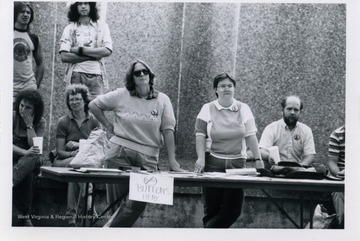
[90,195,124,227]
[300,200,304,228]
[82,182,89,227]
[309,201,315,229]
[261,189,300,228]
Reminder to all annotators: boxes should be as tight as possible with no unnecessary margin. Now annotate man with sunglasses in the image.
[59,2,113,100]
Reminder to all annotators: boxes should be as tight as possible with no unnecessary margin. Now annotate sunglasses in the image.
[133,69,149,77]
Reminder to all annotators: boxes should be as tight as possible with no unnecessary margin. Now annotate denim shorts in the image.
[71,71,103,100]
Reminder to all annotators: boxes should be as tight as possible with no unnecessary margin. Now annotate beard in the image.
[284,115,298,127]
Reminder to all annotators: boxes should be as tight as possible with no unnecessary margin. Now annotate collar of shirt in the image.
[67,112,90,120]
[77,20,96,28]
[129,87,159,100]
[214,99,239,112]
[281,118,298,131]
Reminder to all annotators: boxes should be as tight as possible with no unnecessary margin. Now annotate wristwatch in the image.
[27,125,34,130]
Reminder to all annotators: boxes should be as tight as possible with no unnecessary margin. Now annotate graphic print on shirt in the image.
[75,25,97,47]
[14,38,31,62]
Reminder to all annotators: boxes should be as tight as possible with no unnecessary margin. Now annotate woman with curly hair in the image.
[53,84,100,227]
[59,2,113,100]
[12,89,46,226]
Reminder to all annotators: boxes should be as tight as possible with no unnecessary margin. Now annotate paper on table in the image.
[225,168,259,176]
[73,167,123,173]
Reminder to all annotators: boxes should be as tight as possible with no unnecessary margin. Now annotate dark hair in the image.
[124,60,155,91]
[14,89,44,125]
[67,2,99,22]
[65,84,91,113]
[14,2,34,31]
[213,73,236,98]
[281,96,303,110]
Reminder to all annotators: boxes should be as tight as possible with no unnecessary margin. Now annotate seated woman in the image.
[194,73,265,228]
[53,84,100,226]
[13,89,46,226]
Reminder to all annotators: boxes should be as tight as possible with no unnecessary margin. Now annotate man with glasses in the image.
[59,2,113,100]
[258,95,316,166]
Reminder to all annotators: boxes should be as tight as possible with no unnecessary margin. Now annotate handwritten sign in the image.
[129,173,174,205]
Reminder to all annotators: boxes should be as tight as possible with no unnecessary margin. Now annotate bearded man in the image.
[258,95,316,166]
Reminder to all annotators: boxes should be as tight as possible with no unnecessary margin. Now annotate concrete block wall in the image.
[25,2,345,170]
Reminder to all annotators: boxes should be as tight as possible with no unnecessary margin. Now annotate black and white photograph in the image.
[0,0,359,240]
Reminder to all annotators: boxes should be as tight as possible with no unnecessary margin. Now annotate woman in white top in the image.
[194,72,264,228]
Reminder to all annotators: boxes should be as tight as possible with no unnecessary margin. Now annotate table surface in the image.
[40,166,344,193]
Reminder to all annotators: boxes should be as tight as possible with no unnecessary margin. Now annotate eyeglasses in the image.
[218,84,234,89]
[69,98,83,103]
[133,69,149,77]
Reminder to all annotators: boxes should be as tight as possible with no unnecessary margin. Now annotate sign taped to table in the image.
[129,172,174,205]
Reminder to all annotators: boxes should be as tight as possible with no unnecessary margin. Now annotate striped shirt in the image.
[328,126,345,171]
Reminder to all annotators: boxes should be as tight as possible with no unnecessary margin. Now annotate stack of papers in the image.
[225,168,258,176]
[72,167,123,173]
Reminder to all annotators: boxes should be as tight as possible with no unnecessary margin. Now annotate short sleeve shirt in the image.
[259,119,316,163]
[56,113,100,143]
[91,88,176,152]
[59,21,113,75]
[328,126,345,171]
[13,111,46,150]
[195,99,257,159]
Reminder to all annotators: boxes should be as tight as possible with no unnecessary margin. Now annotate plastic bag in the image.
[305,204,336,229]
[69,128,110,168]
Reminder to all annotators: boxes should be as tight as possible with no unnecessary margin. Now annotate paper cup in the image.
[268,146,280,164]
[33,137,43,154]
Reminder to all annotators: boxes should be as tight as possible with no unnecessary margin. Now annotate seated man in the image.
[259,95,316,166]
[13,89,46,226]
[53,84,100,226]
[327,125,345,228]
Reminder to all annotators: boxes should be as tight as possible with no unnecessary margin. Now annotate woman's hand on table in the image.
[169,161,185,172]
[194,159,205,173]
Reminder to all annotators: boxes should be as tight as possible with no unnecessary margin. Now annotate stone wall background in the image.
[28,2,345,169]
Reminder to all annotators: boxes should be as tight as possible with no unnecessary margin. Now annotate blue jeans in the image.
[71,71,103,100]
[332,192,344,228]
[105,144,158,227]
[12,154,39,226]
[202,153,245,228]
